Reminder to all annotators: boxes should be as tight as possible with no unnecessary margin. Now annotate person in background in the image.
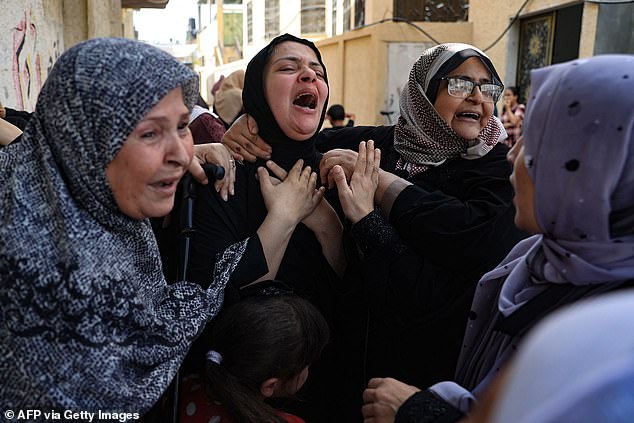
[0,37,236,416]
[213,69,245,128]
[500,86,524,147]
[318,104,356,152]
[325,104,355,129]
[360,54,634,423]
[180,290,329,423]
[189,95,226,144]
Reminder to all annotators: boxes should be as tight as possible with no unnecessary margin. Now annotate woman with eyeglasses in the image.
[216,43,527,400]
[361,53,634,423]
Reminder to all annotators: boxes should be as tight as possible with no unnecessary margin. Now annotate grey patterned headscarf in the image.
[394,43,506,176]
[456,54,634,391]
[0,38,245,414]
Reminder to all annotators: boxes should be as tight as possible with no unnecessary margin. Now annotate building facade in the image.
[222,0,633,125]
[0,0,164,112]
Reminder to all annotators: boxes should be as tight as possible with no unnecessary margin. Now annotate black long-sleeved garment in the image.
[323,125,527,390]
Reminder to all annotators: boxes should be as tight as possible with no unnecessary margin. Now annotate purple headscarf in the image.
[455,54,634,392]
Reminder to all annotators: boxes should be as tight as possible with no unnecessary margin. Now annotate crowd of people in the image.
[1,33,632,423]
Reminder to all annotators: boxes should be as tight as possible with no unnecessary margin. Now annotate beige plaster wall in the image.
[87,0,123,39]
[1,0,138,112]
[470,0,596,108]
[63,0,88,49]
[0,0,64,111]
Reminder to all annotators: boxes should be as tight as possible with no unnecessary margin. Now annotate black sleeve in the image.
[351,209,406,255]
[395,390,464,423]
[389,147,522,269]
[316,125,399,170]
[351,210,449,315]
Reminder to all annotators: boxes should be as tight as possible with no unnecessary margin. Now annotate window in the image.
[354,0,364,28]
[301,0,326,34]
[265,0,280,40]
[393,0,468,22]
[223,9,243,48]
[332,0,337,35]
[247,1,253,43]
[343,0,351,31]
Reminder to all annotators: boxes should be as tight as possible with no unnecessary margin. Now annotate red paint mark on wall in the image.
[12,10,45,111]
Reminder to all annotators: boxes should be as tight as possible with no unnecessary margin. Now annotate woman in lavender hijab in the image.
[360,54,634,422]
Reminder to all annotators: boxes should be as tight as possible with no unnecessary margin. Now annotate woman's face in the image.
[503,89,518,106]
[264,41,328,141]
[508,138,541,234]
[434,57,494,140]
[106,87,193,220]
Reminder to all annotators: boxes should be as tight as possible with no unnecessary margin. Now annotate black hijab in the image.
[242,33,329,171]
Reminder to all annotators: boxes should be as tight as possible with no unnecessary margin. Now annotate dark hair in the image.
[506,86,520,97]
[327,104,345,120]
[204,294,330,423]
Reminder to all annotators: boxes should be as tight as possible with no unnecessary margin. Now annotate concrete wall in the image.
[0,0,65,112]
[1,0,135,112]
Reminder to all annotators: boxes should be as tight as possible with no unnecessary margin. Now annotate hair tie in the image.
[206,350,223,365]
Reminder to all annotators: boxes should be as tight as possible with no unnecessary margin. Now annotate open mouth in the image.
[293,93,317,109]
[456,111,481,121]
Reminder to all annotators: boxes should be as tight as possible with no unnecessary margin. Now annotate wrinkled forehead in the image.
[267,41,322,68]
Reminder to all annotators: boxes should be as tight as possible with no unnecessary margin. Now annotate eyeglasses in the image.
[441,77,503,103]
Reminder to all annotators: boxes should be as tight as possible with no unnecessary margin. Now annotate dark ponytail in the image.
[203,294,330,423]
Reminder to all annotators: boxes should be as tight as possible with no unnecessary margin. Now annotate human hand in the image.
[361,378,421,423]
[334,140,380,223]
[190,143,236,201]
[264,160,327,229]
[221,113,272,162]
[319,148,359,188]
[258,159,324,226]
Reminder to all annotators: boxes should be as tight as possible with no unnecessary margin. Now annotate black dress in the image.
[186,34,367,423]
[321,125,527,390]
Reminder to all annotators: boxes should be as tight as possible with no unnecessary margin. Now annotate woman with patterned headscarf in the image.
[362,54,634,422]
[220,42,527,400]
[0,38,238,416]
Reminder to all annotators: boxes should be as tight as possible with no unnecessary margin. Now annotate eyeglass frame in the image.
[440,76,504,103]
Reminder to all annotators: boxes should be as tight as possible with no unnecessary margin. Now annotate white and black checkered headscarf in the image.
[395,43,506,176]
[0,38,244,414]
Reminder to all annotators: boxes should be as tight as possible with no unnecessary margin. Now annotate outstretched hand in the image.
[222,114,272,162]
[334,140,380,223]
[258,159,324,226]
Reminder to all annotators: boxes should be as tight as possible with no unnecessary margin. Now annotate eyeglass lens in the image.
[447,78,501,101]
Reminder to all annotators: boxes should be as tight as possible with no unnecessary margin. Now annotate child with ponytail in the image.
[180,292,330,423]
